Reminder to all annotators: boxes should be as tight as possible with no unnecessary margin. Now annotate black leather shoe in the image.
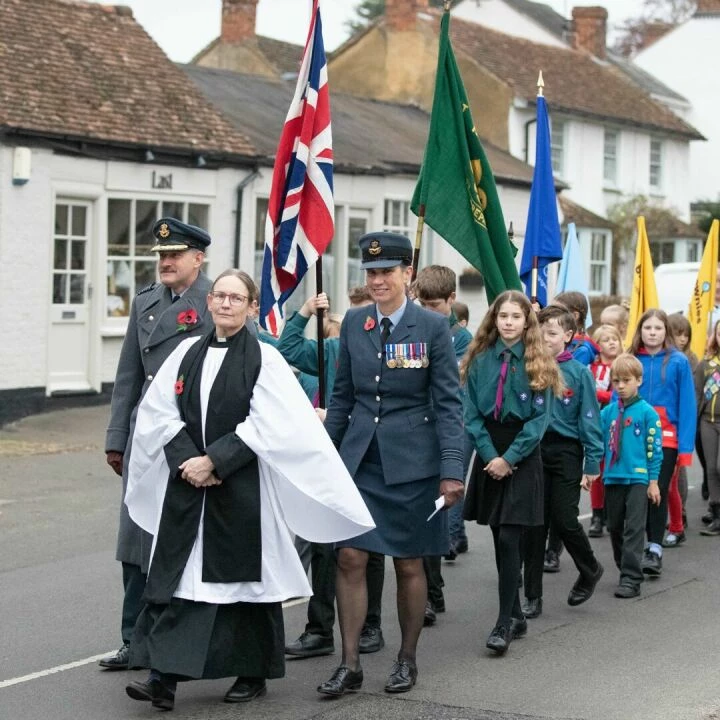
[126,679,175,711]
[521,597,543,619]
[285,631,334,658]
[358,625,384,654]
[543,549,560,573]
[384,659,418,693]
[224,677,267,703]
[99,643,130,670]
[614,584,640,599]
[423,601,437,627]
[443,542,458,561]
[317,665,363,696]
[510,616,527,639]
[568,562,604,607]
[588,514,604,538]
[455,538,469,554]
[641,550,662,577]
[486,624,511,654]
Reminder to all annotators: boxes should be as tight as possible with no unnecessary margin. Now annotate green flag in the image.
[411,10,521,303]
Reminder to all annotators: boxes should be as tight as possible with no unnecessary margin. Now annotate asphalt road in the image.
[0,406,719,720]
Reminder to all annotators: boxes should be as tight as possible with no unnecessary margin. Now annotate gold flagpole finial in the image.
[537,70,544,97]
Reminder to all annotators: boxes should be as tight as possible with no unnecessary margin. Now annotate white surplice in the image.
[125,336,374,604]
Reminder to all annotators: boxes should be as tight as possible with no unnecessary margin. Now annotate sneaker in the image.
[543,549,560,573]
[662,532,686,548]
[641,549,662,577]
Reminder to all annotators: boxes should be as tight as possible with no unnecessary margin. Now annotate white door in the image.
[47,201,94,394]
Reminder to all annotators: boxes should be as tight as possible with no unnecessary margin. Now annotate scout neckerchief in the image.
[608,395,640,468]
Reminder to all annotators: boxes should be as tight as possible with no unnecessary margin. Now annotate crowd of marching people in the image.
[101,217,719,711]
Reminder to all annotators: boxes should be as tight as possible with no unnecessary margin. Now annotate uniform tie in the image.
[379,317,392,349]
[494,349,511,420]
[171,294,180,303]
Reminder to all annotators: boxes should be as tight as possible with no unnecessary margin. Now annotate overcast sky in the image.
[87,0,647,62]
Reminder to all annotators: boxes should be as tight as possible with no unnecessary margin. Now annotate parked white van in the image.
[654,262,700,315]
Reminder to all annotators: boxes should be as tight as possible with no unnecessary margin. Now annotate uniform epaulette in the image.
[136,282,156,296]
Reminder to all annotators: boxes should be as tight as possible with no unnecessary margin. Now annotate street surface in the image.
[0,406,719,720]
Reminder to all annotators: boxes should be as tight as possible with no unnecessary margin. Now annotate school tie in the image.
[494,349,511,420]
[379,317,392,349]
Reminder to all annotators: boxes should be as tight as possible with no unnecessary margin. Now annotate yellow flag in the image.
[625,216,659,348]
[688,218,719,358]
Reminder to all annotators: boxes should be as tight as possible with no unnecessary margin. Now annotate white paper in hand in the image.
[427,495,446,522]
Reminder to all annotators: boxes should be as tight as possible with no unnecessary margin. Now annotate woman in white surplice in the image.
[123,269,374,710]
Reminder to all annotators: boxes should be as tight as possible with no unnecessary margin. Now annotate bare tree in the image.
[614,0,696,57]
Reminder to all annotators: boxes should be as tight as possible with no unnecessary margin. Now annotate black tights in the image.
[491,524,523,627]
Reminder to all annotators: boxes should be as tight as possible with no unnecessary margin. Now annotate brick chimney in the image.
[696,0,720,14]
[221,0,258,44]
[571,6,608,60]
[386,0,429,32]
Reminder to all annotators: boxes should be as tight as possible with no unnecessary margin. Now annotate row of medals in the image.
[386,345,429,369]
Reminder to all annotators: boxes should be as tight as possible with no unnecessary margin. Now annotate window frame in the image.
[550,119,566,178]
[649,137,663,192]
[603,128,619,187]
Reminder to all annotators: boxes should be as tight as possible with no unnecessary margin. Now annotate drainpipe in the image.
[524,117,537,164]
[233,168,260,269]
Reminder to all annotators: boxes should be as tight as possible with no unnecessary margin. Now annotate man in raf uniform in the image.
[99,218,212,670]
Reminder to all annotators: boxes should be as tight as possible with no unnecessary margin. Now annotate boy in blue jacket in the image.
[600,354,662,598]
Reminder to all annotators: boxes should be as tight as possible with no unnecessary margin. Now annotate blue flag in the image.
[520,95,562,306]
[556,223,592,327]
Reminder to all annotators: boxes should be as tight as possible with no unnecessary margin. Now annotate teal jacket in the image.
[547,357,603,475]
[276,311,340,399]
[600,396,663,485]
[464,340,552,467]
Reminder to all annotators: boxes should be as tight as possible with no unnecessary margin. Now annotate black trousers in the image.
[524,434,599,600]
[423,556,444,610]
[122,562,147,645]
[646,448,677,545]
[304,546,384,637]
[605,483,647,588]
[491,525,523,626]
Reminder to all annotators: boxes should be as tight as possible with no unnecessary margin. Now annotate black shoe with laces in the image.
[486,624,511,654]
[641,549,662,577]
[285,631,334,658]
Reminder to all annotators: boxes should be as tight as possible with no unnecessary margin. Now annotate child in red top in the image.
[588,324,623,537]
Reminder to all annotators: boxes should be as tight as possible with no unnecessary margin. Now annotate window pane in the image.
[71,205,87,236]
[256,198,269,251]
[69,274,85,304]
[650,138,662,188]
[591,264,605,292]
[136,200,158,255]
[661,242,674,264]
[162,201,184,220]
[108,199,131,257]
[687,243,699,262]
[551,121,564,175]
[591,233,606,261]
[106,260,132,317]
[53,274,67,304]
[188,203,209,231]
[603,130,617,184]
[70,240,86,270]
[135,261,157,291]
[55,205,69,235]
[54,239,68,270]
[348,217,366,259]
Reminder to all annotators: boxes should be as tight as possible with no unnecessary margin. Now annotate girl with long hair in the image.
[462,291,561,655]
[629,309,696,574]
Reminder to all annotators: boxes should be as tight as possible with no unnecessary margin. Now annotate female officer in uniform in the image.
[317,232,465,696]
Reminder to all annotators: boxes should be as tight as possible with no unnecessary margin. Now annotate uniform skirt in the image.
[129,598,285,680]
[463,419,543,527]
[336,440,449,557]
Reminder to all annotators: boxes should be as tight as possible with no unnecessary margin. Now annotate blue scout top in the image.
[548,357,603,475]
[600,396,662,485]
[635,347,696,465]
[276,311,340,397]
[569,333,599,366]
[464,340,552,468]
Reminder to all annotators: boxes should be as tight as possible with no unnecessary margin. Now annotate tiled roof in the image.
[559,196,615,230]
[448,16,704,140]
[500,0,569,39]
[0,0,254,156]
[183,65,538,186]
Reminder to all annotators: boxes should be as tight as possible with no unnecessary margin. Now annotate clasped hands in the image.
[179,455,221,488]
[484,456,513,481]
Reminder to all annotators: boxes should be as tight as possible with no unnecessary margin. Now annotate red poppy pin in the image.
[176,308,198,332]
[563,388,574,398]
[364,316,376,331]
[175,374,185,396]
[624,417,633,427]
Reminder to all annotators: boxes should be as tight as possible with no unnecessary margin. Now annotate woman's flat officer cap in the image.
[150,217,212,252]
[359,232,413,269]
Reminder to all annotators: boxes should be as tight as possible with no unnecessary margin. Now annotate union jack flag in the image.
[260,0,334,335]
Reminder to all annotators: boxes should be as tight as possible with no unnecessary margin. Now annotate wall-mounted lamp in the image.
[12,147,31,186]
[144,149,155,162]
[196,154,207,168]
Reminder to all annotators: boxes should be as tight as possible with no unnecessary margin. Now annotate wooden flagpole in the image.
[412,205,425,281]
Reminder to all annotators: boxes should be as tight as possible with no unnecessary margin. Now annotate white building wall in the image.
[636,17,719,202]
[453,0,567,48]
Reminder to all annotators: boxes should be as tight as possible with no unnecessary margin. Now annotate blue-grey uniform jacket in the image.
[325,301,464,485]
[105,273,212,569]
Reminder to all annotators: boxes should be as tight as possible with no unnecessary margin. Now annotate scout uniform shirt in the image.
[463,340,552,468]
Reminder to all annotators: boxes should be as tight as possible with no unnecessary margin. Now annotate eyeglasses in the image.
[210,291,248,306]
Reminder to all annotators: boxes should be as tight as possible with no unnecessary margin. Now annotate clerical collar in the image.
[210,327,244,348]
